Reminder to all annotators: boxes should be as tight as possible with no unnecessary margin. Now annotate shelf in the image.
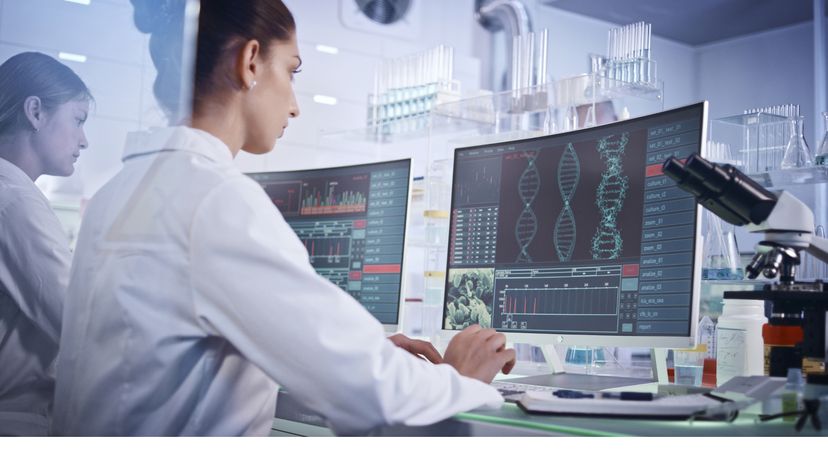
[750,167,828,188]
[320,75,664,144]
[715,112,788,126]
[702,279,767,287]
[320,114,432,143]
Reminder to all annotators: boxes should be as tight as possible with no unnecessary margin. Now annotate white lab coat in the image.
[0,157,70,436]
[53,126,502,436]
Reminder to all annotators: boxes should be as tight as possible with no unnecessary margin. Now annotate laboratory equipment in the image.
[817,112,828,166]
[782,368,805,421]
[781,115,814,169]
[599,21,656,89]
[716,299,766,385]
[800,225,827,281]
[247,159,412,333]
[697,315,716,359]
[368,45,460,137]
[701,209,742,280]
[763,322,804,376]
[674,345,706,386]
[711,104,804,174]
[438,102,708,388]
[803,374,828,431]
[662,152,828,380]
[701,141,742,280]
[510,28,550,112]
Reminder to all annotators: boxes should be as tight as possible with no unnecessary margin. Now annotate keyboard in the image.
[491,380,558,402]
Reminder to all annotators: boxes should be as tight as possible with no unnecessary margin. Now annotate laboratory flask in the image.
[816,112,828,166]
[781,116,814,169]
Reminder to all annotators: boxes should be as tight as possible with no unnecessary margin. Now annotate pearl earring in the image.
[249,80,257,90]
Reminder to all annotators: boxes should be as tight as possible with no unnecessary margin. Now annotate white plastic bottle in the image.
[716,299,767,385]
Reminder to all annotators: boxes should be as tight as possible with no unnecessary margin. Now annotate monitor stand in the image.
[504,346,669,391]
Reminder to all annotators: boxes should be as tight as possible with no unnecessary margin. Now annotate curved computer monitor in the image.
[248,158,412,334]
[441,102,707,349]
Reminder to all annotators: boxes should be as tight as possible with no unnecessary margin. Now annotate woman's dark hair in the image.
[132,0,296,119]
[0,52,93,135]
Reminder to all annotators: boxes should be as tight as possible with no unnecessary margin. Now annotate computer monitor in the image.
[442,102,707,349]
[249,159,412,333]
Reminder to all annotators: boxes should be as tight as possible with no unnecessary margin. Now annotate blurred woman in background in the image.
[0,51,91,435]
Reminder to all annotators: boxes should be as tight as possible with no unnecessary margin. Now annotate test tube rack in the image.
[368,45,461,137]
[594,21,657,90]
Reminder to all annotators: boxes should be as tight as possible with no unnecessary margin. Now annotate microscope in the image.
[662,153,828,380]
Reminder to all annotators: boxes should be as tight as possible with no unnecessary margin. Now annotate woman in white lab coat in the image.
[52,0,515,436]
[0,52,91,435]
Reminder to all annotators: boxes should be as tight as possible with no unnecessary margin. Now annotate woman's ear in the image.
[23,96,44,132]
[235,39,261,90]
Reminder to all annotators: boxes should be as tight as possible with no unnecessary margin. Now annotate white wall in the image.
[696,21,818,142]
[248,0,483,178]
[531,2,698,110]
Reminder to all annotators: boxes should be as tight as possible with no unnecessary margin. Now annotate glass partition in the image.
[0,0,199,246]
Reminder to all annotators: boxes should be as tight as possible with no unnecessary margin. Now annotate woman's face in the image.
[32,98,89,177]
[241,34,301,154]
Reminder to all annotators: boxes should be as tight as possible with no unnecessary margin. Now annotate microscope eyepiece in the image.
[662,153,778,226]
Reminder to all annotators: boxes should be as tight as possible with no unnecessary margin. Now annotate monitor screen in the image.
[249,159,411,326]
[442,103,706,346]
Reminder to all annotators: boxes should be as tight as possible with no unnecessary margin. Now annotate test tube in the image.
[621,25,628,82]
[447,46,454,84]
[511,35,519,93]
[444,45,450,85]
[512,34,521,101]
[538,29,548,87]
[636,22,643,83]
[524,33,533,91]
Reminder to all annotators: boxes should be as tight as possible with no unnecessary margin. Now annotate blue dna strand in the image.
[592,133,630,260]
[515,152,540,263]
[554,143,580,262]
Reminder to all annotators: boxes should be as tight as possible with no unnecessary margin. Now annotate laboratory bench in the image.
[269,389,827,437]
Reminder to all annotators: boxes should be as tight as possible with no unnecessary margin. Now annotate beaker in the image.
[674,346,706,386]
[780,116,814,169]
[816,112,828,166]
[564,346,607,373]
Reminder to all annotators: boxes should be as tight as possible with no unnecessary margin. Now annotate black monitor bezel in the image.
[248,158,413,327]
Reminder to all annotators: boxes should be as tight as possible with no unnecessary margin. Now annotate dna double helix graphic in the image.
[554,143,580,262]
[592,133,630,260]
[515,151,540,263]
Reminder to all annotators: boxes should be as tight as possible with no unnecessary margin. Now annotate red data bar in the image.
[623,264,640,277]
[363,264,401,274]
[645,164,664,177]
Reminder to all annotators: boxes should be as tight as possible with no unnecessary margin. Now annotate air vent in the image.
[339,0,422,40]
[355,0,411,25]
